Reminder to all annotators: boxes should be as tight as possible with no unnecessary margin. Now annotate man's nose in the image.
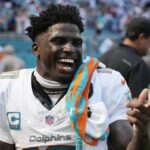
[63,42,74,52]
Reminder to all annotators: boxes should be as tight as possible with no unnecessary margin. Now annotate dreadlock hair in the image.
[26,3,84,41]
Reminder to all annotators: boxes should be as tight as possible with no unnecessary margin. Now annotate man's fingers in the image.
[138,88,148,104]
[127,99,140,108]
[127,88,149,108]
[127,109,150,123]
[145,103,150,109]
[127,115,143,127]
[127,99,150,117]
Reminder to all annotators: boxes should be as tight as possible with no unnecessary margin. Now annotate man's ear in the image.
[139,33,145,40]
[32,42,39,56]
[137,33,145,46]
[138,33,145,43]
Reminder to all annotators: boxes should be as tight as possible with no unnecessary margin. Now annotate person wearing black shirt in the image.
[100,17,150,98]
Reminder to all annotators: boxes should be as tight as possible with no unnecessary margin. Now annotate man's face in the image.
[33,23,82,83]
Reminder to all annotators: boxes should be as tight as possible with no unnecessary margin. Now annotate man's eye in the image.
[51,38,65,45]
[73,40,82,47]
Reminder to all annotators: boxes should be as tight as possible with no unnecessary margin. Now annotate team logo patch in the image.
[7,112,21,130]
[45,115,54,125]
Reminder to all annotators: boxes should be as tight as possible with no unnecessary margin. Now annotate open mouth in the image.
[57,58,76,73]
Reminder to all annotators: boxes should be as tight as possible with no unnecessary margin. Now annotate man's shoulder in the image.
[96,67,113,74]
[100,43,142,68]
[99,44,122,63]
[95,66,129,90]
[0,69,33,92]
[96,66,121,78]
[0,69,33,80]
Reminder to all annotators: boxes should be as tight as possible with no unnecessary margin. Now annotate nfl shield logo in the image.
[45,115,54,125]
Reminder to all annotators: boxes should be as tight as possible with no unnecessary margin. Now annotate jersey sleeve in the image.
[99,68,132,124]
[109,71,131,124]
[0,79,14,144]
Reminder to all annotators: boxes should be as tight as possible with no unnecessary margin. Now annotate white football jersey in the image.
[0,67,131,150]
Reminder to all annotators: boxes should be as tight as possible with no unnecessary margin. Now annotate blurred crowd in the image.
[0,0,150,54]
[0,0,150,34]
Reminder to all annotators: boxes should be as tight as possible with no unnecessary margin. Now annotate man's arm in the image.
[108,120,132,150]
[109,89,150,150]
[0,141,15,150]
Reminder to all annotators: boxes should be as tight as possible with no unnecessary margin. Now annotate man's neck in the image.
[34,69,69,89]
[123,38,138,50]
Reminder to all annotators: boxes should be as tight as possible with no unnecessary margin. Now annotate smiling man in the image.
[0,3,150,150]
[34,23,82,83]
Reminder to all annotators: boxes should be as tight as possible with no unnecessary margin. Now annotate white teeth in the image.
[64,66,72,70]
[59,58,74,63]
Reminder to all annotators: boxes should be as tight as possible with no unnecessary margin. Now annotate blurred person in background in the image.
[99,17,150,98]
[15,8,30,34]
[0,44,25,73]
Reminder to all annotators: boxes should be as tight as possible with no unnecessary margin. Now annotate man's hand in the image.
[127,89,150,128]
[126,88,150,150]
